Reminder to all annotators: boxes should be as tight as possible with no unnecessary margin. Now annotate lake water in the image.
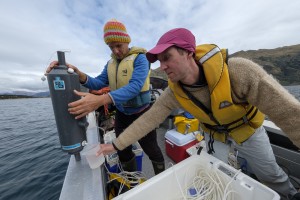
[0,85,299,200]
[0,98,69,200]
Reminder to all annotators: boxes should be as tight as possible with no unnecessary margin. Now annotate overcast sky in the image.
[0,0,299,93]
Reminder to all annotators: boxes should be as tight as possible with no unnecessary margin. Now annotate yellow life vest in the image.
[169,44,265,144]
[107,47,151,107]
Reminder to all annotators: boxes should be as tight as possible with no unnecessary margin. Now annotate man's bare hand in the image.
[68,90,112,119]
[45,61,59,74]
[97,143,116,156]
[45,62,86,83]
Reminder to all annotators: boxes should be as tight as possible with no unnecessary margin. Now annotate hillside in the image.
[0,94,37,100]
[231,44,300,85]
[0,92,50,100]
[2,44,299,99]
[151,44,300,86]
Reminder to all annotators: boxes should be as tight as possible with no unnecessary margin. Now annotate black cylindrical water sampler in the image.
[47,51,88,161]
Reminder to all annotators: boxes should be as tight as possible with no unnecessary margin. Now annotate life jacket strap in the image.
[203,106,259,133]
[207,132,215,154]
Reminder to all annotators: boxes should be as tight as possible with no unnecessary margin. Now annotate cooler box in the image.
[165,129,198,163]
[174,116,199,134]
[105,142,143,172]
[113,151,280,200]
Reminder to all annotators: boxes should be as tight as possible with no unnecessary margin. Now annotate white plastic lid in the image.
[165,129,197,146]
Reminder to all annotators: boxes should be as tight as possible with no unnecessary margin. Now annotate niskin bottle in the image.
[47,51,88,161]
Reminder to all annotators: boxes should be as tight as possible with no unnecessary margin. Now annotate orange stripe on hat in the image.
[103,19,131,44]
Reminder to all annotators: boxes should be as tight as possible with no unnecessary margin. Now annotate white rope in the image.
[173,164,241,200]
[104,160,147,196]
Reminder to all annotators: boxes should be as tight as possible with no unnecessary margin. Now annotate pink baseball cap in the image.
[146,28,196,63]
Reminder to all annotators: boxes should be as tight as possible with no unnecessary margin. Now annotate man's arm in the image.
[229,57,300,148]
[68,90,112,119]
[97,88,182,155]
[83,63,109,90]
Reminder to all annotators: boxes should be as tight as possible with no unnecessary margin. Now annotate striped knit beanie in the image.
[103,19,131,44]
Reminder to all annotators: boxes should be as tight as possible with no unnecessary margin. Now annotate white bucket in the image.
[113,151,280,200]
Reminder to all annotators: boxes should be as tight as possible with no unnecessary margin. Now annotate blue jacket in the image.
[83,53,151,115]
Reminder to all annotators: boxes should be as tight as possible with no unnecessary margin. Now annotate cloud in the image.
[0,0,299,93]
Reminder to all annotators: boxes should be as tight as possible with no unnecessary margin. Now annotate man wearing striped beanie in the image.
[100,19,165,174]
[47,19,165,175]
[103,19,131,45]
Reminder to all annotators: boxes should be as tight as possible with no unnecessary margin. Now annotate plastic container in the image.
[165,129,198,163]
[174,116,199,134]
[113,151,280,200]
[104,130,116,144]
[81,144,105,169]
[183,111,194,119]
[105,142,143,172]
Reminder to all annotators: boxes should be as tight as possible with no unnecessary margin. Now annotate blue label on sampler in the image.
[53,77,65,90]
[62,143,81,150]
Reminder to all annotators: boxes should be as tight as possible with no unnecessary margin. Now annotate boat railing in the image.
[59,112,107,200]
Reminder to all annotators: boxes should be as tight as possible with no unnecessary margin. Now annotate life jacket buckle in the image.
[215,126,229,134]
[204,123,229,134]
[242,116,249,124]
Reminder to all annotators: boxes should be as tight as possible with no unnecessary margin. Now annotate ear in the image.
[187,51,194,58]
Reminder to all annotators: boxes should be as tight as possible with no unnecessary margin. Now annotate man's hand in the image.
[45,61,87,83]
[96,143,116,156]
[68,90,112,119]
[45,61,59,74]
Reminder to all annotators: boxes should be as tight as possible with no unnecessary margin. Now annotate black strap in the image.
[179,82,259,134]
[226,107,259,132]
[204,106,259,134]
[203,123,230,134]
[112,142,120,151]
[197,146,203,155]
[179,82,220,125]
[207,132,215,154]
[225,106,254,127]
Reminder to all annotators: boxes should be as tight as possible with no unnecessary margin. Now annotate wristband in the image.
[112,142,119,151]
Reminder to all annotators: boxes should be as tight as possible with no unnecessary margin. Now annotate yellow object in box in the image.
[174,116,199,134]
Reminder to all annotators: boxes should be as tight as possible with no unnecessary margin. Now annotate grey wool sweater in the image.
[114,57,300,150]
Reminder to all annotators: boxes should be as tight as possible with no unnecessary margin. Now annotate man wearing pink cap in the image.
[46,19,165,175]
[98,28,300,199]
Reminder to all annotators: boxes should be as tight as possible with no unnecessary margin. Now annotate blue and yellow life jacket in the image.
[169,44,265,144]
[107,47,151,107]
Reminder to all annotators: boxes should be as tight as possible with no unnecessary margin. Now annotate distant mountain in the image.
[0,94,34,100]
[2,44,299,99]
[231,44,300,85]
[33,91,50,97]
[0,91,50,99]
[151,69,168,80]
[0,85,88,98]
[151,44,300,86]
[13,91,50,97]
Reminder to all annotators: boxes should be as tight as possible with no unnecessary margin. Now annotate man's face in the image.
[108,42,129,59]
[157,47,190,82]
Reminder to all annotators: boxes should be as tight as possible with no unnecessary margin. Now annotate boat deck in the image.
[59,114,299,200]
[59,114,174,200]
